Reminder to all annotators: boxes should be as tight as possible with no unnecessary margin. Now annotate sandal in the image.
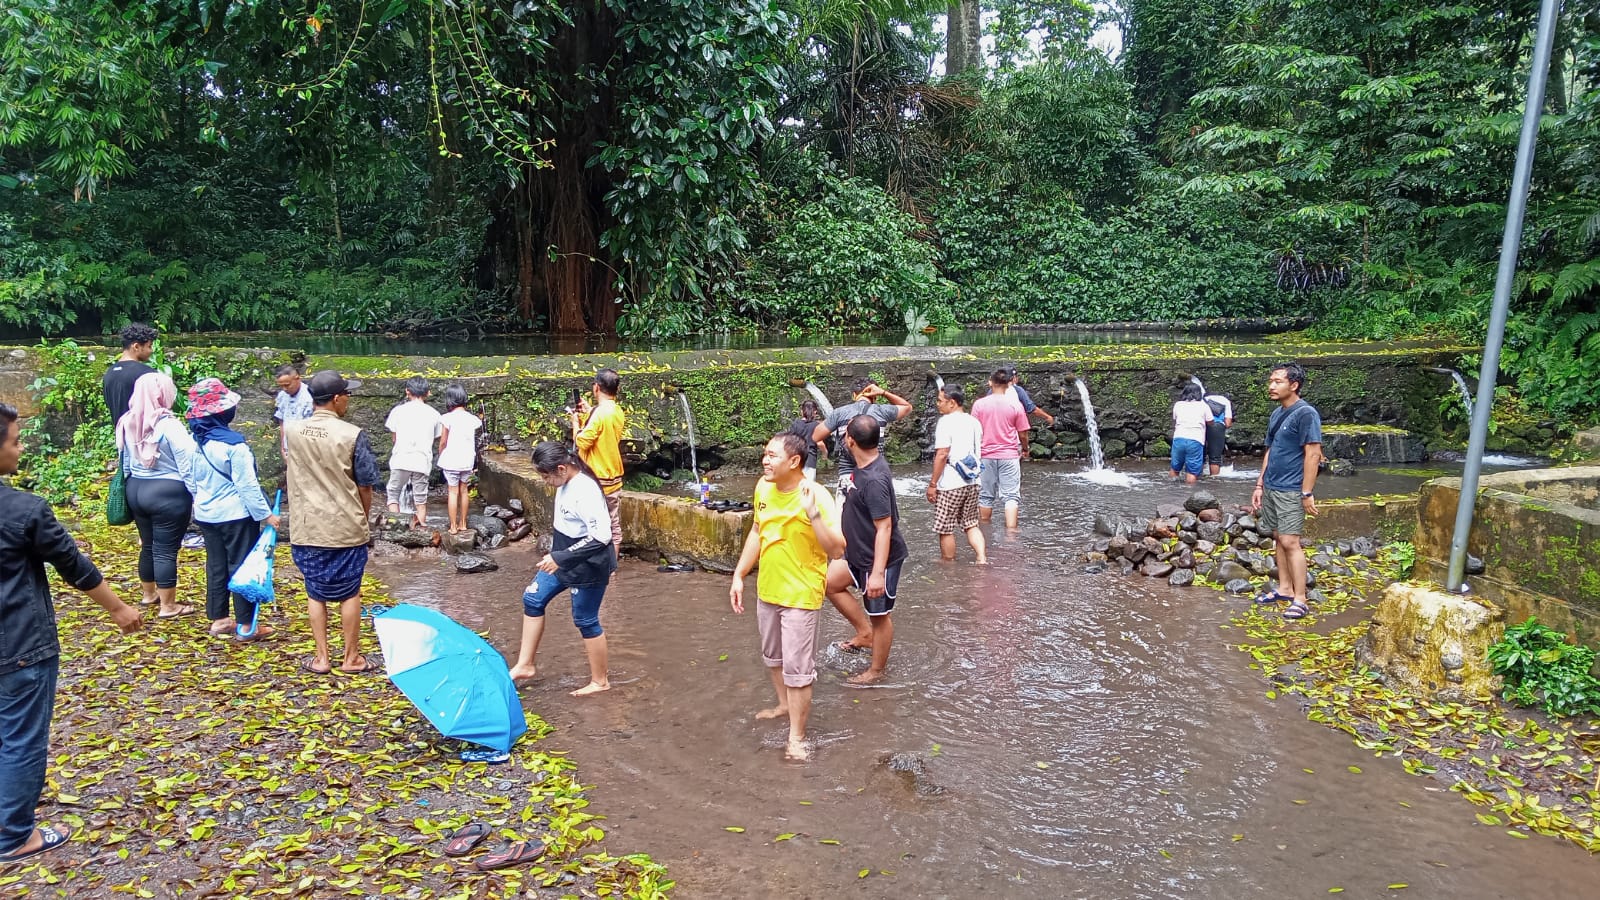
[442,822,492,857]
[833,639,870,654]
[0,825,71,864]
[157,604,197,619]
[299,657,333,676]
[475,839,547,870]
[1252,590,1293,605]
[1282,600,1311,620]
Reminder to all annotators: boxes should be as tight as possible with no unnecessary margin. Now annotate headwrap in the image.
[189,407,248,448]
[116,372,179,468]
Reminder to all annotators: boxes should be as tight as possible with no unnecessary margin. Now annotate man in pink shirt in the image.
[970,368,1031,528]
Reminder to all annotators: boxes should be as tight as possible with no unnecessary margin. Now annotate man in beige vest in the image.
[283,371,383,675]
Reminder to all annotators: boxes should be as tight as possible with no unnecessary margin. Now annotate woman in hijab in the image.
[186,378,280,639]
[117,371,197,618]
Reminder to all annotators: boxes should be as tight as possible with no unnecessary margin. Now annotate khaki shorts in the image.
[1257,489,1305,536]
[756,600,821,687]
[605,492,622,550]
[932,483,980,534]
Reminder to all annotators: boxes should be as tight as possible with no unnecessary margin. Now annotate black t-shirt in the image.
[102,360,155,424]
[840,454,908,571]
[789,417,820,468]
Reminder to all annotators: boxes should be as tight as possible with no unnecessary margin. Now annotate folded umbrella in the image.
[373,604,528,753]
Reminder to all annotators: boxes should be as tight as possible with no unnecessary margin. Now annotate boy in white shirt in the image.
[924,386,987,564]
[435,385,483,535]
[384,377,441,526]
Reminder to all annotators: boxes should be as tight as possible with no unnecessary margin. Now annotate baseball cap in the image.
[307,370,362,402]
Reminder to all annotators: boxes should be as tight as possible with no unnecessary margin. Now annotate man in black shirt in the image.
[0,403,142,863]
[101,322,158,425]
[827,414,908,684]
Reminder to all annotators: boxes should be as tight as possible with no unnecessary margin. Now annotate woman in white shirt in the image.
[435,385,482,535]
[117,372,198,619]
[507,442,617,697]
[1170,382,1211,485]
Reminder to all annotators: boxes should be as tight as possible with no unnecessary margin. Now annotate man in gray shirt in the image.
[811,377,912,491]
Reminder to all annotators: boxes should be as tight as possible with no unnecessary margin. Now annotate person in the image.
[436,385,482,535]
[117,372,198,618]
[0,402,142,865]
[185,378,280,640]
[273,365,315,428]
[970,369,1030,528]
[789,399,827,482]
[1004,365,1055,427]
[925,387,987,564]
[101,322,158,427]
[1251,363,1323,621]
[826,415,908,684]
[811,378,912,494]
[729,432,844,761]
[282,370,383,675]
[572,369,625,556]
[507,442,617,697]
[1202,387,1234,476]
[384,377,440,527]
[1170,383,1210,485]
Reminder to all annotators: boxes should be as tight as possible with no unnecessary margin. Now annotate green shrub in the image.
[1486,617,1600,719]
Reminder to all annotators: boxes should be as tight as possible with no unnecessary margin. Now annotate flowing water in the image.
[676,391,701,488]
[803,381,836,418]
[370,459,1595,898]
[1073,378,1107,471]
[1446,370,1475,420]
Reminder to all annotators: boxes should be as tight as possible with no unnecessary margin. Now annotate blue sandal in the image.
[0,825,71,864]
[1253,589,1293,605]
[1282,600,1311,620]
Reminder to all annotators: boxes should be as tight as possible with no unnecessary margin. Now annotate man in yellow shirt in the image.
[729,432,845,762]
[572,368,625,556]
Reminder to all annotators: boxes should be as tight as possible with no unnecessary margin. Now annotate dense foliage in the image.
[1487,617,1600,718]
[1,0,1596,418]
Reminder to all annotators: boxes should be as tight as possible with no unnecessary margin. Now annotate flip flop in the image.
[833,639,869,654]
[475,839,547,871]
[0,825,71,865]
[336,659,379,675]
[1252,590,1293,605]
[157,604,197,619]
[299,657,333,675]
[1282,600,1311,620]
[441,822,493,857]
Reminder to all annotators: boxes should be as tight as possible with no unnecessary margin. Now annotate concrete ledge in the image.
[476,451,751,573]
[1304,496,1418,542]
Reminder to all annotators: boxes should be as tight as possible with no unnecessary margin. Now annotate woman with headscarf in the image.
[116,371,198,618]
[186,378,281,639]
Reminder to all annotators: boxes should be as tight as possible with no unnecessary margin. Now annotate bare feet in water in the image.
[754,705,788,720]
[507,664,537,685]
[570,681,610,697]
[784,739,810,761]
[846,669,886,685]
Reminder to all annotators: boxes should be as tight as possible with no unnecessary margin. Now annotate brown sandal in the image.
[474,839,547,870]
[442,823,492,857]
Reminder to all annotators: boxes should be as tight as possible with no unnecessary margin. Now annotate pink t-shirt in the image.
[971,393,1030,459]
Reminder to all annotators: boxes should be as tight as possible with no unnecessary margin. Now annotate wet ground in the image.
[372,458,1593,898]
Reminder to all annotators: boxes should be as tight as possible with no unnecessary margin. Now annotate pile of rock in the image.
[372,497,535,574]
[1083,489,1380,596]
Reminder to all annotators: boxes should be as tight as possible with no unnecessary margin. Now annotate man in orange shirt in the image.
[573,368,625,557]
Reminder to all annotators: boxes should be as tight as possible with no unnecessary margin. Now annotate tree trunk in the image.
[946,2,981,76]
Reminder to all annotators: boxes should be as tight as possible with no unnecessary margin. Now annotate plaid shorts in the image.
[932,483,980,535]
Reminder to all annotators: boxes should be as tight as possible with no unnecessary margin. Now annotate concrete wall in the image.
[1415,466,1600,644]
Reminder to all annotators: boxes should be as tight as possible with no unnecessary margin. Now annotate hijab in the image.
[116,372,178,468]
[189,407,247,449]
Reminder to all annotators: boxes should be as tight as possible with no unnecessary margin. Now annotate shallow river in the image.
[372,460,1592,898]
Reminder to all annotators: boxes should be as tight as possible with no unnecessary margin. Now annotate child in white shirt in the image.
[436,385,483,535]
[384,377,441,526]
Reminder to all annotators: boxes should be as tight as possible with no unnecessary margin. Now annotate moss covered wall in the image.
[4,339,1472,478]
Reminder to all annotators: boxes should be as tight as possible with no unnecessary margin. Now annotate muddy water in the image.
[374,463,1595,898]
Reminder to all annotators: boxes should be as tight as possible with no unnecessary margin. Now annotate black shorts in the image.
[848,560,902,616]
[1205,421,1228,464]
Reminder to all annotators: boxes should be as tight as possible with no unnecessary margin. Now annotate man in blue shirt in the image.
[1250,363,1322,621]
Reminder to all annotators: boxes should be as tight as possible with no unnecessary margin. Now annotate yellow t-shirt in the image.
[575,399,625,494]
[753,480,837,610]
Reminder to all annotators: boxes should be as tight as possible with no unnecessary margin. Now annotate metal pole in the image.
[1447,0,1562,591]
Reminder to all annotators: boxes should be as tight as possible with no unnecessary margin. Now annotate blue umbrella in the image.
[373,604,528,753]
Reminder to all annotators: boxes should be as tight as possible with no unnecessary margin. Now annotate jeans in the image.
[126,477,193,588]
[198,517,262,622]
[521,570,607,638]
[0,658,58,855]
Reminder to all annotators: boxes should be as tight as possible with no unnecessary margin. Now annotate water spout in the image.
[1423,367,1474,419]
[1073,378,1106,471]
[802,381,835,418]
[675,391,701,489]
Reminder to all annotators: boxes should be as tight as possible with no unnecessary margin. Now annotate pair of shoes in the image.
[1252,590,1293,605]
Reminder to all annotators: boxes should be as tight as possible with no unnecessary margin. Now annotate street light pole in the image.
[1446,0,1563,591]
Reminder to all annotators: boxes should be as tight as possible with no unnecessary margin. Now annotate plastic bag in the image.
[228,524,278,606]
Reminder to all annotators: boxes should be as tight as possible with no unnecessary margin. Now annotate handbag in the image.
[106,450,133,526]
[950,453,981,483]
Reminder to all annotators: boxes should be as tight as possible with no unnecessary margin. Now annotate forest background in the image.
[1,0,1596,421]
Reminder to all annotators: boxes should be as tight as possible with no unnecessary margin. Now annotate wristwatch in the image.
[1301,491,1314,498]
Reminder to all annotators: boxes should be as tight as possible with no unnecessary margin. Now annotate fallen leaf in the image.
[724,826,745,833]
